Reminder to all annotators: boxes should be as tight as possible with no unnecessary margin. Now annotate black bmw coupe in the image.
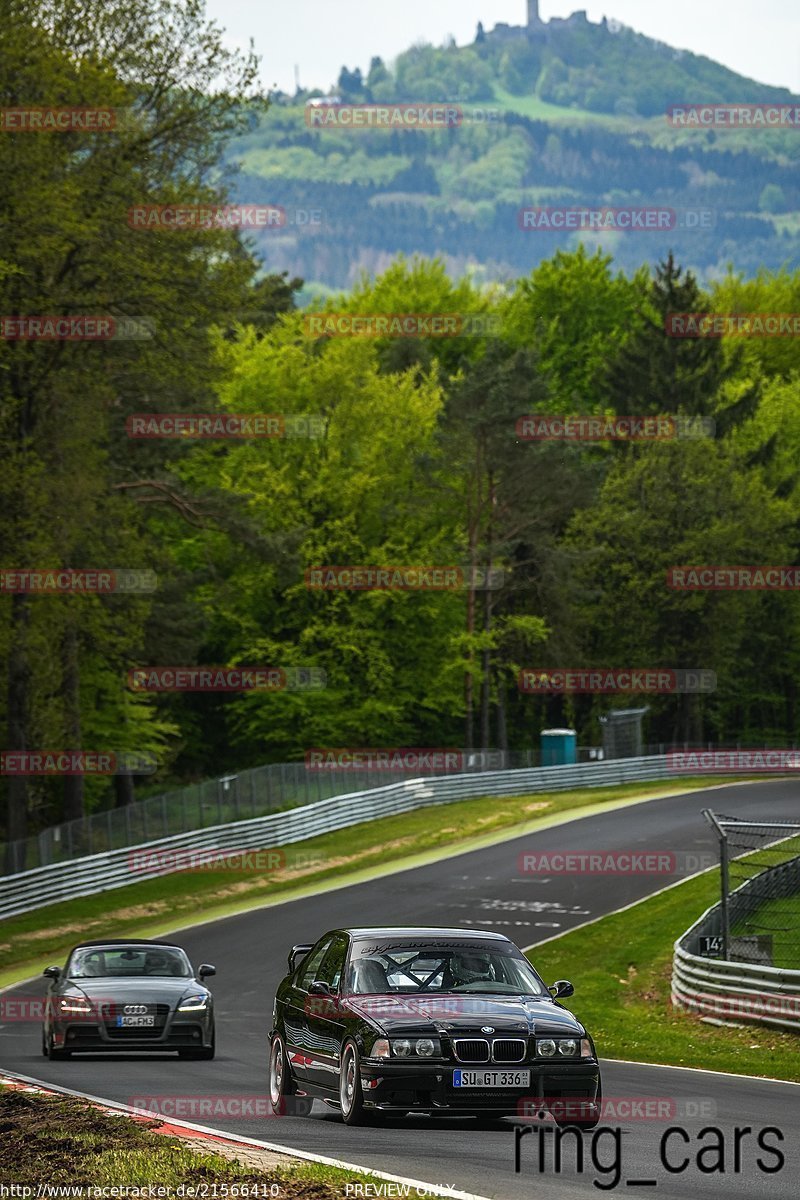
[42,938,216,1059]
[268,926,601,1125]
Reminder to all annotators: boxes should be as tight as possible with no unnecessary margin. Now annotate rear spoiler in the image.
[289,944,314,973]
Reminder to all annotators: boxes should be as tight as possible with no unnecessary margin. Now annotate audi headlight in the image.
[178,994,208,1011]
[59,998,92,1013]
[558,1039,578,1056]
[537,1039,557,1057]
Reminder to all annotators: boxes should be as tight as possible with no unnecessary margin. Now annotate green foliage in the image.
[3,1,800,845]
[503,246,648,409]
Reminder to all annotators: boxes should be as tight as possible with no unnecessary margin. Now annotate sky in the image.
[204,0,800,97]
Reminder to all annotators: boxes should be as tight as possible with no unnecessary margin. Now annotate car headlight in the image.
[415,1038,436,1057]
[371,1038,391,1059]
[178,994,208,1011]
[390,1037,441,1058]
[58,998,92,1013]
[538,1037,584,1057]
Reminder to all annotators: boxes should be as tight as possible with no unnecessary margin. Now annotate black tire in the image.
[41,1029,48,1058]
[45,1030,70,1061]
[268,1034,312,1117]
[339,1040,375,1126]
[552,1078,602,1131]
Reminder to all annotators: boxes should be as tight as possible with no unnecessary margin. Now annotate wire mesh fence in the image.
[2,740,764,878]
[703,811,800,969]
[1,747,568,876]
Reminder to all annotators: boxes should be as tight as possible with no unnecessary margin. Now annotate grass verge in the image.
[732,894,800,970]
[0,776,749,989]
[526,871,800,1082]
[0,1085,386,1191]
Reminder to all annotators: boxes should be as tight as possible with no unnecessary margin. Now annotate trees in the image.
[565,438,797,745]
[503,246,647,411]
[605,254,760,436]
[0,0,264,855]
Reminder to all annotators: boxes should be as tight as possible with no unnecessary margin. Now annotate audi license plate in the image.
[117,1014,155,1027]
[453,1069,530,1088]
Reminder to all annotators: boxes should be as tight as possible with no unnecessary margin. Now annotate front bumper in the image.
[358,1058,600,1114]
[51,1017,211,1053]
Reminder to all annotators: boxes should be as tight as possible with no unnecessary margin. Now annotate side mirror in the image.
[198,964,216,979]
[308,980,332,997]
[43,966,61,979]
[549,979,574,999]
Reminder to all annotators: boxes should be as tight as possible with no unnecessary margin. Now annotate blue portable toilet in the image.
[541,728,577,766]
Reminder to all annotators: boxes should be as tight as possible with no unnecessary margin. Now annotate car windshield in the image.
[346,940,549,996]
[68,946,192,978]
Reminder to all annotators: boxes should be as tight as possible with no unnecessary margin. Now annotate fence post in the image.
[704,808,730,960]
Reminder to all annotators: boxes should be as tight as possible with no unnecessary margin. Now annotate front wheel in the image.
[339,1040,374,1126]
[45,1030,70,1061]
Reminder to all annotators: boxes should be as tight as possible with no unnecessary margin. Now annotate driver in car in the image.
[448,951,494,987]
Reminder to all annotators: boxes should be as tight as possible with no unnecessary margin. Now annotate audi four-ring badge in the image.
[268,927,601,1125]
[41,938,216,1059]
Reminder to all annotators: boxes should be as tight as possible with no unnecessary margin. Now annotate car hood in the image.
[60,978,204,1006]
[343,993,584,1037]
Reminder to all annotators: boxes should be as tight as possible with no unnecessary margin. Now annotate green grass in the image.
[732,895,800,969]
[490,86,646,128]
[727,838,800,969]
[527,871,800,1082]
[0,775,744,988]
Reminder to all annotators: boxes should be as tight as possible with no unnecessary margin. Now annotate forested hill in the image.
[334,14,796,118]
[225,14,800,293]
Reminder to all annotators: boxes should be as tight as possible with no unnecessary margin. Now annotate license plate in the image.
[117,1015,155,1027]
[453,1069,530,1088]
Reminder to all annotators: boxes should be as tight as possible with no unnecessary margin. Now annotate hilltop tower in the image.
[527,0,542,27]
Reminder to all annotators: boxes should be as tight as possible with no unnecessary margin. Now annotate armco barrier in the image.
[672,860,800,1034]
[0,755,673,921]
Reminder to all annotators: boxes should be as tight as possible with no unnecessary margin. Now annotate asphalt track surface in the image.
[3,779,800,1199]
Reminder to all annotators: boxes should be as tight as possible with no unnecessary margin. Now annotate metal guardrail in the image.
[0,754,673,921]
[672,856,800,1034]
[1,749,557,876]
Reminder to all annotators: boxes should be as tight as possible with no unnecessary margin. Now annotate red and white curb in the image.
[0,1069,491,1200]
